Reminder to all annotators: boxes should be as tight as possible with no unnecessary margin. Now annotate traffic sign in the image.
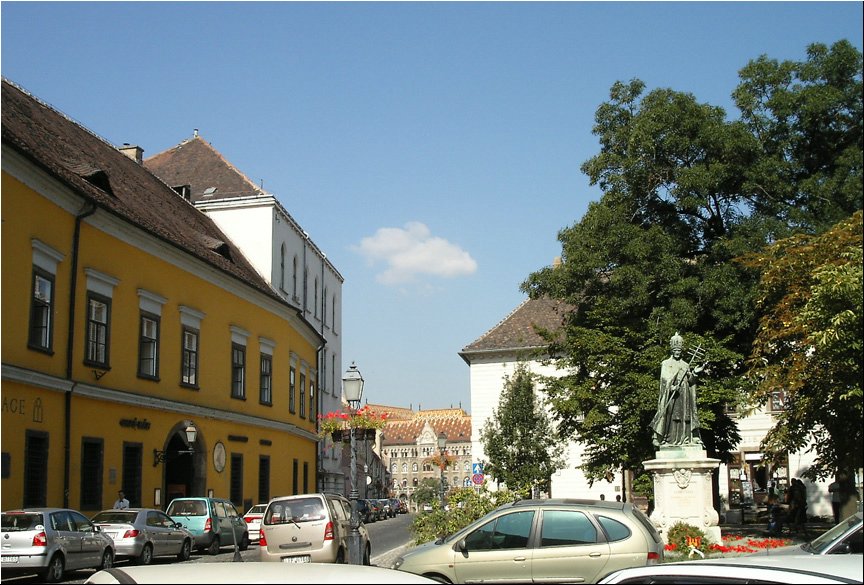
[472,462,483,475]
[472,473,484,485]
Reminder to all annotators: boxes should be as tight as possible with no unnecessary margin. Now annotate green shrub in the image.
[409,486,519,545]
[665,521,711,554]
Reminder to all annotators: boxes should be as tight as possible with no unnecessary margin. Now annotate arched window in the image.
[391,462,397,472]
[402,463,408,473]
[423,463,432,472]
[402,479,408,488]
[292,256,298,298]
[323,287,328,326]
[412,478,418,487]
[412,462,418,472]
[314,278,319,317]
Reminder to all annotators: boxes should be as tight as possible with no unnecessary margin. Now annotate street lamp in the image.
[343,362,364,565]
[437,432,447,509]
[153,420,198,466]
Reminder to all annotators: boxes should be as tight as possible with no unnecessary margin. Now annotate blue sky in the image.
[3,2,862,412]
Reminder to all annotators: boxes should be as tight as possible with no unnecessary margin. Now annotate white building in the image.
[145,135,345,494]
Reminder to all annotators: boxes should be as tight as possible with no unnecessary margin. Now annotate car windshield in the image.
[1,512,43,531]
[805,514,862,554]
[92,511,138,524]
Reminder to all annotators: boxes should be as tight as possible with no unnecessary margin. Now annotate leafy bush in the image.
[409,486,519,545]
[665,521,712,554]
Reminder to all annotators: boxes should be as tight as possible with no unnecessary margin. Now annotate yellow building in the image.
[2,79,324,514]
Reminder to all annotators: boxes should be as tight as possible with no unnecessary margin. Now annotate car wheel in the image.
[42,554,65,583]
[239,532,250,551]
[100,548,114,570]
[136,543,154,565]
[207,535,221,555]
[178,539,192,561]
[363,544,371,566]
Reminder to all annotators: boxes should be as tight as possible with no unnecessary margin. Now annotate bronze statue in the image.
[650,332,705,448]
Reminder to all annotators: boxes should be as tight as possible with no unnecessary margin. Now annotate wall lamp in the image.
[153,421,198,466]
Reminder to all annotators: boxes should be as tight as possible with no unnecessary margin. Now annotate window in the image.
[292,256,298,299]
[299,371,307,418]
[181,328,199,387]
[28,268,55,352]
[292,459,299,495]
[85,293,111,367]
[314,278,319,317]
[412,462,418,472]
[308,378,316,420]
[596,515,632,542]
[465,511,534,551]
[402,463,408,473]
[770,390,786,412]
[260,354,273,405]
[540,510,598,546]
[138,313,160,379]
[232,343,246,399]
[24,431,48,508]
[323,287,328,326]
[289,363,297,414]
[230,454,243,507]
[280,244,286,291]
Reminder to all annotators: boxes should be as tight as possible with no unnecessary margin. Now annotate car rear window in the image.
[265,497,326,524]
[1,512,43,531]
[629,506,663,544]
[167,500,207,516]
[92,511,137,524]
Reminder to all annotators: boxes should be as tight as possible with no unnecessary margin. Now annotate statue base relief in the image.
[643,445,721,545]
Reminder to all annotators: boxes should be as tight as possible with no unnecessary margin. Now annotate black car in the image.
[355,499,375,523]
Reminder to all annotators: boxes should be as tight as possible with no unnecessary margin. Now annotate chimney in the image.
[119,143,144,164]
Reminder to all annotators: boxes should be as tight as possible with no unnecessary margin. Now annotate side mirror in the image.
[457,538,468,556]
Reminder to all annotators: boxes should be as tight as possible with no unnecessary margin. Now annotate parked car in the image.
[90,508,193,565]
[367,499,384,521]
[85,561,439,583]
[378,499,394,519]
[356,499,375,523]
[165,496,249,555]
[242,503,268,543]
[392,499,663,584]
[391,498,406,515]
[259,492,371,564]
[598,554,863,584]
[759,512,863,556]
[1,507,115,583]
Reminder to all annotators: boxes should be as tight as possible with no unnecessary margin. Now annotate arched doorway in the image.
[156,421,205,508]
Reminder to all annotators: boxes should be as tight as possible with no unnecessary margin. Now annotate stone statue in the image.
[650,332,705,448]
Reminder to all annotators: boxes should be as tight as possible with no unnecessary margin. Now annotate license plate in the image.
[282,555,311,563]
[1,556,19,564]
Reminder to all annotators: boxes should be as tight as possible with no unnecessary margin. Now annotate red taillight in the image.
[323,521,334,541]
[647,551,660,563]
[122,529,140,539]
[259,528,267,546]
[32,531,47,547]
[204,518,212,533]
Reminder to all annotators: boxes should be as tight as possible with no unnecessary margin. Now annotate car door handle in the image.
[513,556,527,561]
[589,552,602,557]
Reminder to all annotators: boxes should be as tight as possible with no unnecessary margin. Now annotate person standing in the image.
[650,332,705,447]
[828,472,848,525]
[113,490,129,509]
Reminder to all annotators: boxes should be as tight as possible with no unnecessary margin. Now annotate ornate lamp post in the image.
[343,362,365,565]
[437,432,447,509]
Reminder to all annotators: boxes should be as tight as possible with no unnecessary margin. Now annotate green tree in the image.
[480,365,565,495]
[521,40,862,484]
[740,211,863,480]
[410,477,442,510]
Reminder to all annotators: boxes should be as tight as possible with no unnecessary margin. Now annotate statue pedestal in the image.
[644,445,721,544]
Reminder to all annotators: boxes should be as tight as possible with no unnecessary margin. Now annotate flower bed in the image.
[664,534,792,559]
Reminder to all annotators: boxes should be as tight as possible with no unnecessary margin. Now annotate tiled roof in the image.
[144,135,265,203]
[359,404,471,447]
[1,79,298,314]
[460,297,571,355]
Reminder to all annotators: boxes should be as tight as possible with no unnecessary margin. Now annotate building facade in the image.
[144,136,345,495]
[374,406,472,510]
[2,79,323,514]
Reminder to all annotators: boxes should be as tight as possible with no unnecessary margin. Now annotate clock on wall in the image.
[213,441,226,473]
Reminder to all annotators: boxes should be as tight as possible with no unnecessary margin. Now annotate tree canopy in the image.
[521,40,862,484]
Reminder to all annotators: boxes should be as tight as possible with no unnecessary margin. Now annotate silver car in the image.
[91,508,194,565]
[761,512,863,556]
[392,499,664,584]
[1,507,115,583]
[259,493,371,564]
